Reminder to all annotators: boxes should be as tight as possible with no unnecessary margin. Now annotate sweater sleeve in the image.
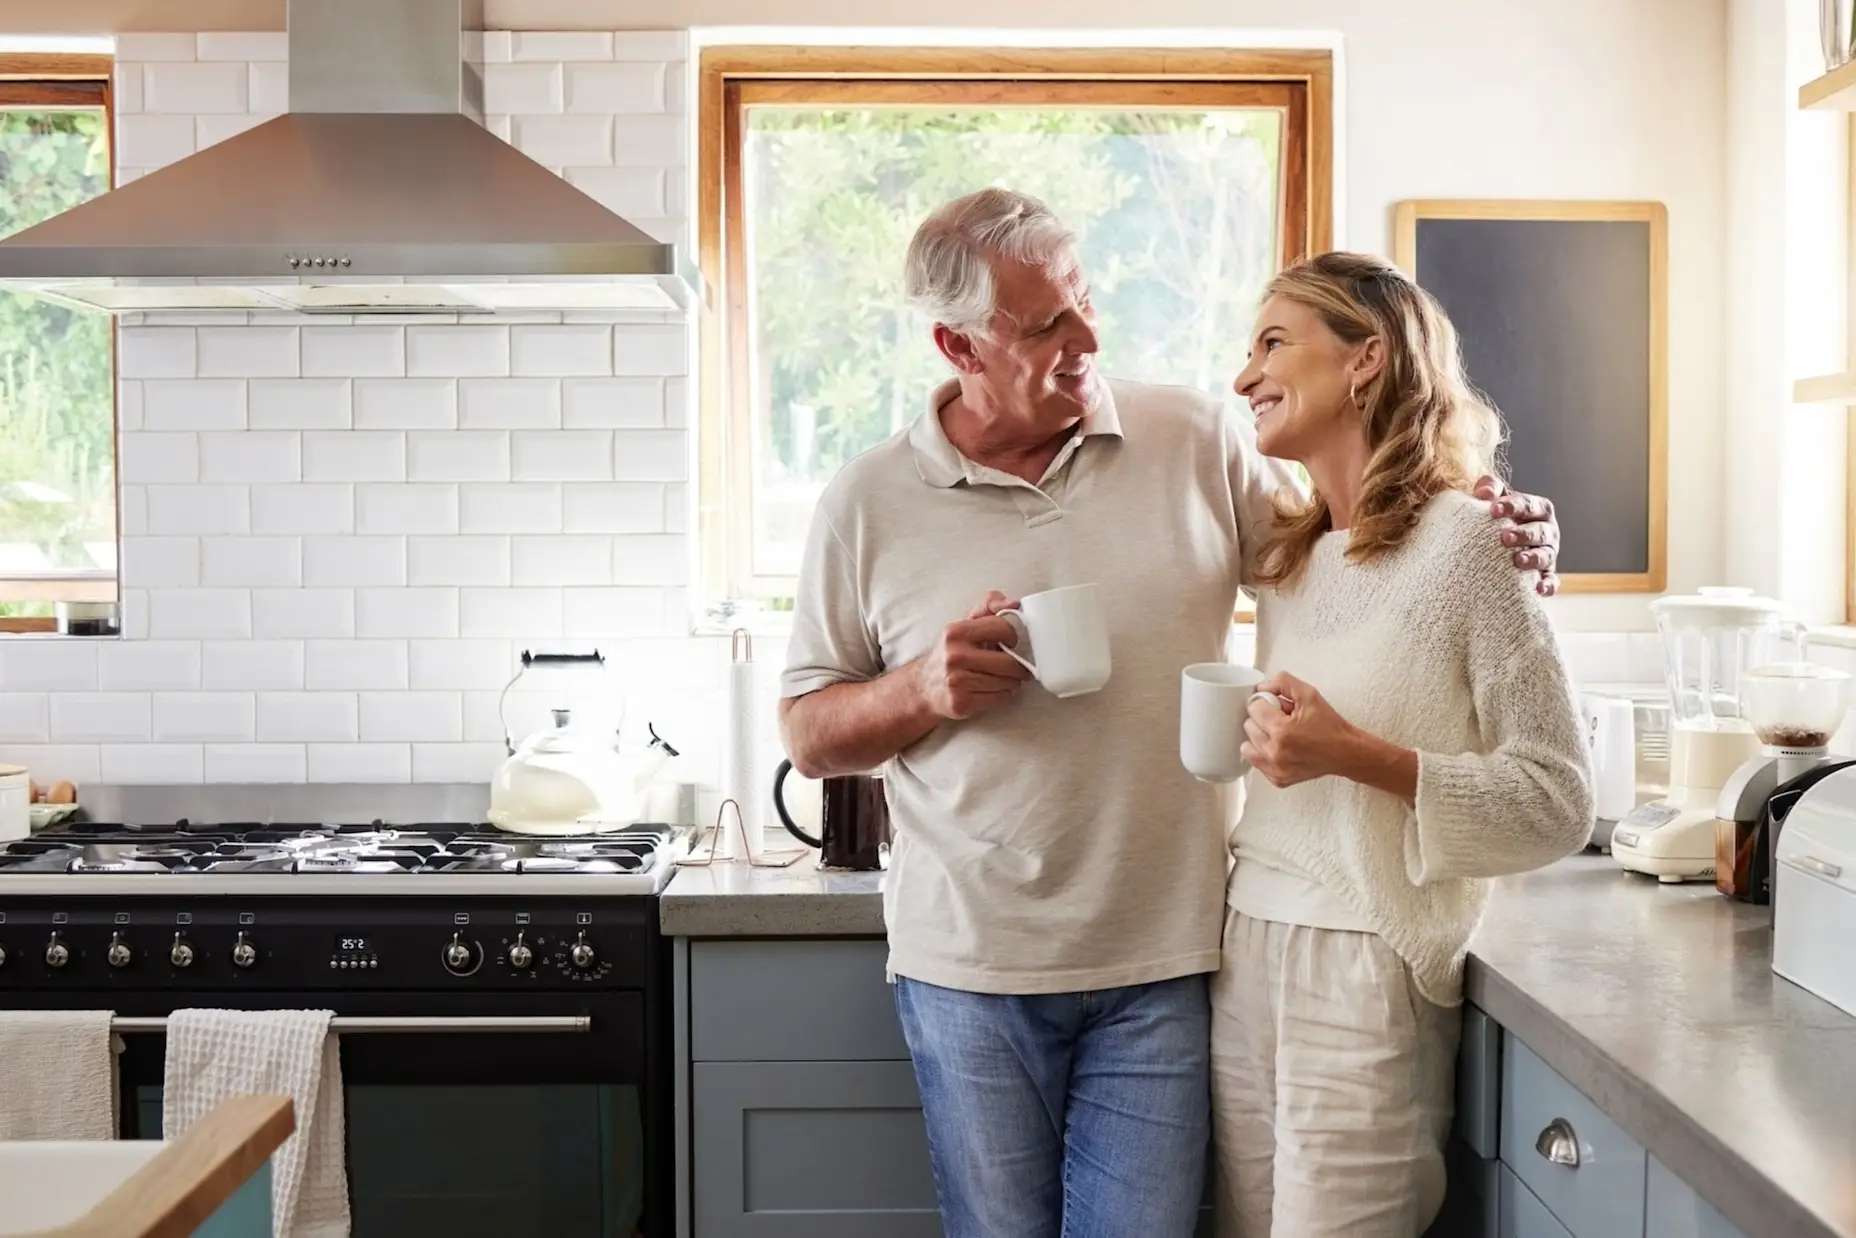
[1405,503,1596,883]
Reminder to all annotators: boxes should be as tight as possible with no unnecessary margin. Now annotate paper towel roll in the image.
[720,631,759,859]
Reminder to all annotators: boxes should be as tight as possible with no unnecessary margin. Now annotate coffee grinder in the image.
[1715,662,1854,903]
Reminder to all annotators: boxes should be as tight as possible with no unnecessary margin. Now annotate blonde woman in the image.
[1214,252,1595,1237]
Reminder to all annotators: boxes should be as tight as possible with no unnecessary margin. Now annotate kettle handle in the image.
[771,759,821,848]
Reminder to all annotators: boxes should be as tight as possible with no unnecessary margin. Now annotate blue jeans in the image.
[893,973,1210,1238]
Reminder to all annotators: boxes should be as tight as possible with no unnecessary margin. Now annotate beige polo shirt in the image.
[781,377,1292,995]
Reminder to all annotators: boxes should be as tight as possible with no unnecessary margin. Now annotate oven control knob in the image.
[107,932,133,969]
[507,934,533,971]
[570,931,596,971]
[231,931,258,969]
[170,934,195,969]
[443,932,479,976]
[0,944,7,968]
[44,933,69,969]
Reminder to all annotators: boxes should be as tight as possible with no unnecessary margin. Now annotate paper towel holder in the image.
[677,798,807,869]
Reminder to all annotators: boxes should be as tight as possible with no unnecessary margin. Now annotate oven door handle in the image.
[110,1015,591,1034]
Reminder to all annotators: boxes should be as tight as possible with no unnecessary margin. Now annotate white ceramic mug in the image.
[1180,663,1284,783]
[999,584,1112,698]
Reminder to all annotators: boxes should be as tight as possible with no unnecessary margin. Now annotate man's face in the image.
[956,247,1101,428]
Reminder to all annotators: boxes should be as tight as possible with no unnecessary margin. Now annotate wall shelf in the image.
[1796,372,1856,404]
[1801,59,1856,109]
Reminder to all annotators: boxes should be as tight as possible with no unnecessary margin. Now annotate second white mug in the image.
[1000,583,1112,698]
[1180,663,1283,782]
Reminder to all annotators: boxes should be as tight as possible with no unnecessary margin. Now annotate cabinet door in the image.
[1500,1037,1645,1238]
[692,1061,941,1238]
[1646,1156,1750,1238]
[1500,1167,1575,1238]
[690,941,909,1062]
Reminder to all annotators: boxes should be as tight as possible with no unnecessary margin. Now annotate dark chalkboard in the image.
[1393,201,1667,591]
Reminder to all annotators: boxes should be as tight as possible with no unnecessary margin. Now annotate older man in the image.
[778,187,1558,1237]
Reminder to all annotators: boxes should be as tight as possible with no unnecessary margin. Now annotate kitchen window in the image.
[0,61,115,633]
[696,47,1334,616]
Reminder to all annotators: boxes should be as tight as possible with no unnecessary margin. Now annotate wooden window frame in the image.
[695,46,1334,614]
[0,58,116,632]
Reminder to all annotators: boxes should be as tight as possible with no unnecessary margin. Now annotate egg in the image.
[48,782,75,804]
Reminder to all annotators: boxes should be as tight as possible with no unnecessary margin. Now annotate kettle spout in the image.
[632,722,679,794]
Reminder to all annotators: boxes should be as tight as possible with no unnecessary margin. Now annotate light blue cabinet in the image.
[1500,1038,1646,1238]
[1647,1156,1751,1238]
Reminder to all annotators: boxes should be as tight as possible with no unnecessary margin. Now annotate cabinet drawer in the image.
[691,1060,940,1237]
[691,940,909,1062]
[1455,1004,1502,1160]
[1500,1167,1574,1238]
[1500,1037,1645,1238]
[1647,1156,1749,1238]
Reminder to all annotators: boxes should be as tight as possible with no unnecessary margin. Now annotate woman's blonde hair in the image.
[1251,251,1506,589]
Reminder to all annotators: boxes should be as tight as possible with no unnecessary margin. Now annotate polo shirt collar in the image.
[909,377,1123,489]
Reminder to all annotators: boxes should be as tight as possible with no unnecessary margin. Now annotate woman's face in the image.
[1232,293,1364,462]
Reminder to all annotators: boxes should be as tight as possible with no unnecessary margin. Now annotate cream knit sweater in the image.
[1239,491,1595,1005]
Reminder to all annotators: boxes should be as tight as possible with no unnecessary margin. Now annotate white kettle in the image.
[486,650,679,835]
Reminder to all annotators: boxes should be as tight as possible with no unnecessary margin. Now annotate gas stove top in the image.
[0,820,690,894]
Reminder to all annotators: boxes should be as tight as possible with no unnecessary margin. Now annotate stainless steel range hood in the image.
[0,0,694,316]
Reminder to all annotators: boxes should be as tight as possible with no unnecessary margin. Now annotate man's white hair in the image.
[903,187,1077,335]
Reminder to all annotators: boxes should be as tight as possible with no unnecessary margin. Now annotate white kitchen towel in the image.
[0,1010,117,1139]
[162,1009,350,1238]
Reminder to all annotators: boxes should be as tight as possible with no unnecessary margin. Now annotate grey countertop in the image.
[661,851,1856,1238]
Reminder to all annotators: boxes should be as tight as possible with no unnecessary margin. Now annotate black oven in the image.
[0,895,673,1238]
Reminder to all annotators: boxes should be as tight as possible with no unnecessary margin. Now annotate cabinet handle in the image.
[1535,1118,1581,1168]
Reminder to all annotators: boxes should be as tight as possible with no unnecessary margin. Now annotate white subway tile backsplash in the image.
[99,641,202,692]
[407,326,510,377]
[562,587,667,638]
[144,61,247,113]
[612,31,689,60]
[248,61,288,114]
[120,328,198,379]
[120,433,200,484]
[612,534,687,586]
[514,430,612,481]
[196,32,288,61]
[153,693,256,742]
[409,640,513,690]
[611,113,686,168]
[0,694,48,743]
[664,483,687,534]
[52,694,153,743]
[251,483,354,535]
[101,745,203,783]
[116,115,196,169]
[460,483,562,534]
[120,486,149,536]
[114,62,145,113]
[257,693,358,742]
[565,61,664,113]
[306,639,409,691]
[485,62,563,113]
[408,536,511,586]
[143,378,245,429]
[411,742,505,783]
[513,535,612,586]
[146,485,250,535]
[119,380,145,431]
[461,587,563,638]
[197,112,270,148]
[459,379,560,429]
[355,378,456,430]
[408,432,511,482]
[665,377,690,428]
[0,641,97,692]
[612,325,687,376]
[355,484,458,535]
[308,742,411,782]
[1559,633,1631,685]
[117,33,197,62]
[303,326,405,377]
[511,115,613,167]
[204,743,306,782]
[197,326,299,377]
[249,378,352,430]
[564,482,663,533]
[202,641,305,691]
[561,379,662,430]
[252,588,355,639]
[612,430,686,482]
[563,167,666,219]
[202,537,303,588]
[511,325,611,376]
[199,431,301,483]
[513,31,615,60]
[303,536,406,587]
[357,588,460,639]
[304,431,408,482]
[360,692,463,742]
[149,589,252,639]
[0,745,100,784]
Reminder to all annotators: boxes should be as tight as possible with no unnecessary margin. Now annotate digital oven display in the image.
[336,936,370,952]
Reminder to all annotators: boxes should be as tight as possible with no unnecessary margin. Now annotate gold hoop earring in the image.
[1349,382,1365,411]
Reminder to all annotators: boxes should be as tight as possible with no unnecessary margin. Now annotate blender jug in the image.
[1652,587,1805,794]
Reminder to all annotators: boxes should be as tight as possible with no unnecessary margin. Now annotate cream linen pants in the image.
[1208,911,1462,1238]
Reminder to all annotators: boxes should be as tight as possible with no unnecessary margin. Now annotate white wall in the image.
[0,1,1738,794]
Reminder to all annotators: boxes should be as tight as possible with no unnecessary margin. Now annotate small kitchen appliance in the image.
[1580,691,1639,850]
[1715,663,1853,901]
[771,760,890,872]
[1611,588,1806,883]
[1771,763,1856,1019]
